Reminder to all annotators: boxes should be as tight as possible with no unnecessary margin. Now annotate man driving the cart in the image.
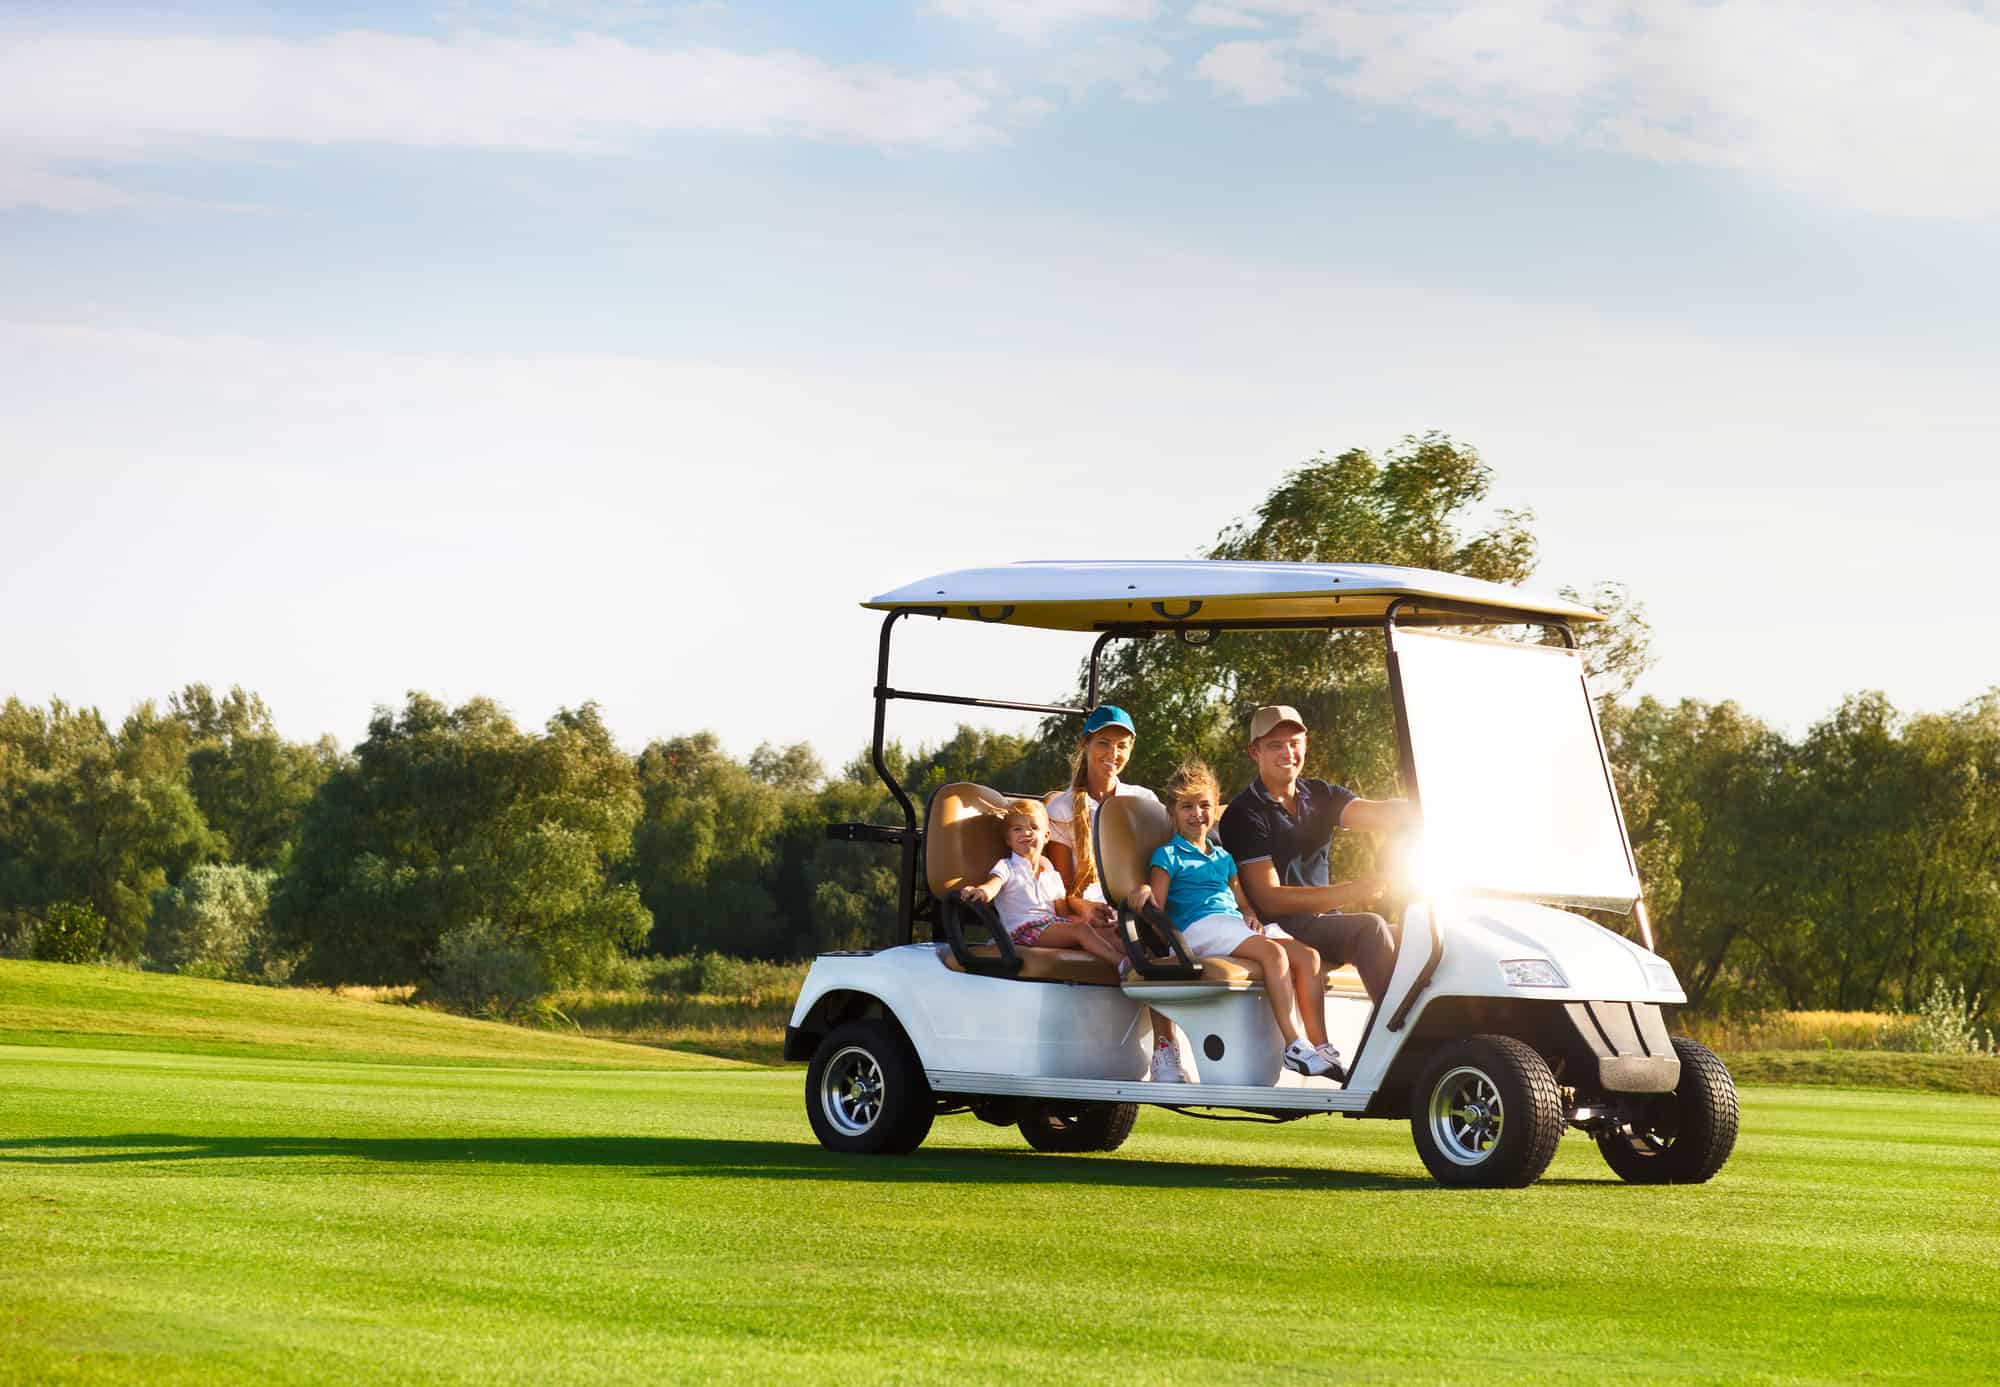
[1218,704,1417,1003]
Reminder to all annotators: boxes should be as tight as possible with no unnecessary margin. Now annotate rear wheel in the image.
[1409,1035,1563,1188]
[1597,1036,1739,1184]
[1017,1101,1139,1154]
[805,1019,935,1155]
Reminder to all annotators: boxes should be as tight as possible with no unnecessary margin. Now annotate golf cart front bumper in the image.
[1564,1001,1680,1093]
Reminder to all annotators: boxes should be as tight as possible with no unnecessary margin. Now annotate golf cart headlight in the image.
[1644,959,1680,992]
[1499,958,1567,988]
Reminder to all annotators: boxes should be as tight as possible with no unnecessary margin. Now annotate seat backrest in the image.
[1094,794,1174,908]
[925,782,1013,896]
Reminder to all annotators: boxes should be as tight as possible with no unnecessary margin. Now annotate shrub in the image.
[32,901,107,963]
[1902,977,1997,1058]
[423,918,549,1020]
[650,952,801,1001]
[149,864,274,976]
[0,909,37,960]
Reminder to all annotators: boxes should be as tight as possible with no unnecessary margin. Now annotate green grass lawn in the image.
[5,1026,1998,1384]
[0,960,741,1069]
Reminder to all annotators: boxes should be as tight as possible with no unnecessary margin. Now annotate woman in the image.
[1043,705,1186,1083]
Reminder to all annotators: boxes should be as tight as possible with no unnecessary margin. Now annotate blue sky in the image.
[3,0,1996,769]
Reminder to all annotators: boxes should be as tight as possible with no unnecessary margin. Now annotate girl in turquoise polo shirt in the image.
[1134,759,1345,1080]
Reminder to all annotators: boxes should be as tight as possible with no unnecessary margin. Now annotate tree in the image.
[1054,435,1546,798]
[629,733,789,957]
[0,697,214,958]
[1603,697,1797,1010]
[170,684,338,872]
[747,741,825,792]
[149,862,275,975]
[273,695,647,987]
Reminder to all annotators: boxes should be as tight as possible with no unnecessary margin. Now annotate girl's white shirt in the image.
[1045,781,1161,903]
[986,852,1069,932]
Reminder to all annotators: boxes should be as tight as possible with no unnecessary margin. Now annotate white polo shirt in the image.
[1045,781,1161,903]
[985,852,1069,933]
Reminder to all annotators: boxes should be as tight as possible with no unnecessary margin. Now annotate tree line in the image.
[3,435,1993,1018]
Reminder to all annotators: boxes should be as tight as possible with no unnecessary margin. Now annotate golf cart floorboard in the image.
[927,1068,1372,1113]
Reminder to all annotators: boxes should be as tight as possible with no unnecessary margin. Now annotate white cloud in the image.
[0,27,1009,211]
[1048,35,1175,99]
[1198,0,2000,218]
[1186,3,1268,29]
[924,0,1158,43]
[1194,39,1297,104]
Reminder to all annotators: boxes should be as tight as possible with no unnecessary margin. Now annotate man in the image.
[1216,705,1419,1004]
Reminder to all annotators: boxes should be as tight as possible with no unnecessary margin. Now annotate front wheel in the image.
[805,1019,935,1155]
[1017,1101,1138,1153]
[1410,1035,1564,1188]
[1597,1036,1739,1184]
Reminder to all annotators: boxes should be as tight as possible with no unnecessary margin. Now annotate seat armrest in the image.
[1119,900,1203,980]
[940,894,1025,978]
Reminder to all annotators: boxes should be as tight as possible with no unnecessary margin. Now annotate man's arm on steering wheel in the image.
[1339,796,1421,836]
[1237,858,1386,920]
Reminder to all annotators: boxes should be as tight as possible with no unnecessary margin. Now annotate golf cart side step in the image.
[927,1069,1372,1113]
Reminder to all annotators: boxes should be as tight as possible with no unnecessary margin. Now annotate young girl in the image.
[959,798,1129,972]
[1132,759,1346,1080]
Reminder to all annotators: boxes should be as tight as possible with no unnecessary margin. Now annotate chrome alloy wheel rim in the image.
[1428,1065,1504,1165]
[820,1045,886,1136]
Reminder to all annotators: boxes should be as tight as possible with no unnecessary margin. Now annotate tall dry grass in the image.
[550,956,810,1065]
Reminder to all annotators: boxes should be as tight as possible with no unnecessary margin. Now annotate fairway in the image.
[4,1044,1997,1385]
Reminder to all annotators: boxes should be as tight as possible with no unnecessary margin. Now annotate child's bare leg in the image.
[1230,934,1301,1045]
[1035,920,1127,970]
[1279,939,1328,1045]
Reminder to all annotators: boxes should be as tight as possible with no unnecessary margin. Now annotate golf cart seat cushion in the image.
[1119,956,1367,990]
[1093,792,1174,905]
[926,781,1014,895]
[941,943,1119,986]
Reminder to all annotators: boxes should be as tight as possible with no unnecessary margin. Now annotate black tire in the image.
[1016,1101,1139,1154]
[804,1018,935,1155]
[1596,1036,1739,1185]
[1409,1035,1564,1188]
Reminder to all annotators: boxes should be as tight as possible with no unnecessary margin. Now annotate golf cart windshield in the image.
[1392,628,1639,912]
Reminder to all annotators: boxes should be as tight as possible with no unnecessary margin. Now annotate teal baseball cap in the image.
[1081,705,1136,736]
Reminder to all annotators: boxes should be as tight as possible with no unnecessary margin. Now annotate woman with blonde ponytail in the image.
[1043,706,1183,1082]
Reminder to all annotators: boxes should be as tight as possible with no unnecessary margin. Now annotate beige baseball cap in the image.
[1248,704,1308,741]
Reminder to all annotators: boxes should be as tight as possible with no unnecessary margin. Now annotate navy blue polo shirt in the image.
[1218,776,1357,889]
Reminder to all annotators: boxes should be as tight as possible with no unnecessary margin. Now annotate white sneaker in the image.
[1314,1042,1348,1083]
[1150,1044,1188,1083]
[1283,1038,1338,1078]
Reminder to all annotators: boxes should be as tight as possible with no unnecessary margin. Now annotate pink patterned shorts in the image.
[1009,917,1060,947]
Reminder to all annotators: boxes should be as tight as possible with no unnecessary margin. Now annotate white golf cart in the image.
[787,561,1738,1188]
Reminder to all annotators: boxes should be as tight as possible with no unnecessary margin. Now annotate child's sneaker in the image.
[1282,1038,1339,1078]
[1149,1043,1188,1084]
[1313,1042,1348,1084]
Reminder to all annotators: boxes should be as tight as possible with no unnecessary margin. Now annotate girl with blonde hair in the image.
[1135,758,1345,1080]
[957,798,1127,971]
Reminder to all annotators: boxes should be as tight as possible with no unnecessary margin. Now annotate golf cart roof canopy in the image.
[864,561,1603,633]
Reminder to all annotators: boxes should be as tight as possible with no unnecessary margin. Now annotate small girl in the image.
[1132,759,1345,1080]
[959,798,1129,971]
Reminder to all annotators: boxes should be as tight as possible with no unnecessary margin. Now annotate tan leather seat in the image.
[940,944,1118,985]
[1095,795,1258,983]
[927,781,1118,986]
[926,782,1014,898]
